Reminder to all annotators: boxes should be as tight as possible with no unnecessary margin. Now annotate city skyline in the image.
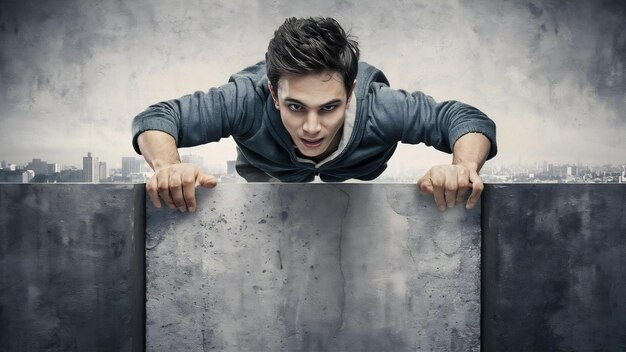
[1,136,625,172]
[2,149,624,185]
[2,149,625,173]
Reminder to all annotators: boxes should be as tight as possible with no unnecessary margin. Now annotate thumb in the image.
[417,174,434,195]
[466,170,484,209]
[196,172,218,189]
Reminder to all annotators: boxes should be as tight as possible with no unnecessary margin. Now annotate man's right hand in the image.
[146,163,217,213]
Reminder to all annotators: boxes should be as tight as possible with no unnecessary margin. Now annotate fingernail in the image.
[178,207,186,213]
[189,207,195,213]
[439,205,446,211]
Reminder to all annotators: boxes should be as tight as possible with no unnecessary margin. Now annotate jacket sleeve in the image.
[131,69,261,155]
[369,83,498,159]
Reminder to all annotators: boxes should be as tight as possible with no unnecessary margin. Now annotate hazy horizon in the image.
[1,0,625,172]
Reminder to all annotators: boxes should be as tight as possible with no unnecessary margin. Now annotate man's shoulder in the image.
[225,61,271,101]
[355,61,390,99]
[229,61,268,82]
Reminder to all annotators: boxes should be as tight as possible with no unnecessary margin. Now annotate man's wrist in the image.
[453,160,479,172]
[152,159,181,172]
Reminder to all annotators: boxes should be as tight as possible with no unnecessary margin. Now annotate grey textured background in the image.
[0,184,145,352]
[146,184,481,351]
[482,184,626,352]
[0,0,624,169]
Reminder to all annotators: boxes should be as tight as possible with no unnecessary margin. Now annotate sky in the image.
[0,0,624,172]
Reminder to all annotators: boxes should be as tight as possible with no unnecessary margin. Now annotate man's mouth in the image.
[301,138,324,148]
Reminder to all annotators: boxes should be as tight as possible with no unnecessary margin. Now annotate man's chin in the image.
[295,146,326,160]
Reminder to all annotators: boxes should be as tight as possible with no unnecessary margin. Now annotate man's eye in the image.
[321,105,337,112]
[288,104,303,112]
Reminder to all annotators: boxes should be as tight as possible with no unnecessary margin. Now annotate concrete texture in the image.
[0,184,145,352]
[482,184,626,352]
[146,184,481,352]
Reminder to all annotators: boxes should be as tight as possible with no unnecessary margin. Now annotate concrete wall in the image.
[482,184,626,352]
[146,184,481,352]
[0,184,145,352]
[1,183,625,352]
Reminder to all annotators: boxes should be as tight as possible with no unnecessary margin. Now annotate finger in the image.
[169,174,186,212]
[455,170,471,206]
[181,174,197,213]
[156,172,175,209]
[197,173,217,189]
[431,175,446,211]
[146,176,161,208]
[444,175,457,208]
[466,170,484,209]
[417,174,434,195]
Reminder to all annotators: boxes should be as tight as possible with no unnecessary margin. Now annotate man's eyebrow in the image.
[284,98,343,107]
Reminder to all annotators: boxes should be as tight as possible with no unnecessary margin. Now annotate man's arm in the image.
[132,86,237,213]
[132,62,266,212]
[418,132,491,210]
[131,61,266,155]
[367,84,496,209]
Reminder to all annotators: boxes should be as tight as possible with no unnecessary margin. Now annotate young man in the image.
[132,17,497,213]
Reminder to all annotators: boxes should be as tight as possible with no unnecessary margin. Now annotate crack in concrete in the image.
[332,185,350,336]
[383,187,417,266]
[405,240,417,265]
[145,232,164,251]
[429,234,457,257]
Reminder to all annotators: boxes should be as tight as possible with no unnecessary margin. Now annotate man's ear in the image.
[268,82,279,109]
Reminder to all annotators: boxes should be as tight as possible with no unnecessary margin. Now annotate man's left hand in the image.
[417,163,483,211]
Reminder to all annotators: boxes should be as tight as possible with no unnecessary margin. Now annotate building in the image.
[48,163,61,174]
[0,170,33,183]
[227,160,236,176]
[139,160,152,173]
[182,154,205,170]
[59,168,83,182]
[99,162,107,181]
[83,152,100,183]
[26,158,50,176]
[122,157,141,177]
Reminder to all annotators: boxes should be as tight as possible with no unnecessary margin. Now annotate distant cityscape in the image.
[0,152,625,184]
[0,152,243,184]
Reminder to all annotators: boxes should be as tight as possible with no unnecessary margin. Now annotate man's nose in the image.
[303,112,321,135]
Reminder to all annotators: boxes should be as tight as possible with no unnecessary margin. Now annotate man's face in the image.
[270,71,355,161]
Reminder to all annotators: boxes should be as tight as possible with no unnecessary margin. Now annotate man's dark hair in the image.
[266,17,360,98]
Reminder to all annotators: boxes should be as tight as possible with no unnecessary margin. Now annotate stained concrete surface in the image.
[4,183,623,352]
[146,184,481,352]
[482,184,626,352]
[0,184,145,352]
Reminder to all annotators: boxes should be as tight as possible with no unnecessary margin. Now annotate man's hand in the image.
[137,131,216,213]
[417,163,484,211]
[418,132,491,211]
[146,163,217,213]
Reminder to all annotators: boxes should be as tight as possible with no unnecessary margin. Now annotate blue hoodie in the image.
[132,61,497,182]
